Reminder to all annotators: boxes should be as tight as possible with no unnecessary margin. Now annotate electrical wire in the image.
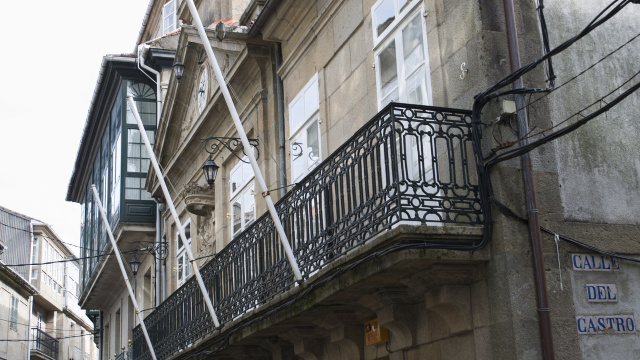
[0,248,139,268]
[508,30,640,125]
[471,0,636,249]
[486,73,640,167]
[475,0,632,100]
[0,220,98,255]
[535,0,556,87]
[0,317,94,333]
[489,195,640,264]
[0,332,94,342]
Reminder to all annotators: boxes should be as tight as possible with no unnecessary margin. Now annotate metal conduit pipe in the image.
[275,43,287,197]
[153,198,163,307]
[502,0,555,358]
[138,44,164,307]
[137,44,163,123]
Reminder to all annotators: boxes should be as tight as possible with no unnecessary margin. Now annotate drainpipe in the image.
[162,216,167,302]
[139,43,164,306]
[502,1,555,359]
[153,199,163,307]
[138,44,163,125]
[27,295,33,360]
[98,311,103,360]
[275,43,287,197]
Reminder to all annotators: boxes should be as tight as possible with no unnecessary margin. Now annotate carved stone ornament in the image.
[183,182,215,216]
[196,214,215,266]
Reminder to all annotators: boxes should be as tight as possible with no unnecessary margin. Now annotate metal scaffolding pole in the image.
[90,185,158,360]
[184,0,302,281]
[126,97,221,328]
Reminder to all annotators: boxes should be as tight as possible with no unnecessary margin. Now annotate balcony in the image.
[114,344,133,360]
[133,103,483,360]
[31,328,59,360]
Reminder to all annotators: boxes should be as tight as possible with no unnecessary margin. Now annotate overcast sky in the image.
[0,1,151,255]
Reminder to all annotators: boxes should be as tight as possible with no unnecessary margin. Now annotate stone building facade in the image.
[69,0,640,359]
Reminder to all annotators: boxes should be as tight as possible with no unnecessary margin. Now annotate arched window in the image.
[124,81,156,201]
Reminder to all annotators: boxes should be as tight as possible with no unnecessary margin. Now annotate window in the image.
[289,74,321,182]
[31,236,39,279]
[37,312,44,330]
[163,0,178,35]
[373,0,431,108]
[9,295,18,331]
[112,132,122,210]
[229,159,255,238]
[176,219,192,286]
[125,82,156,201]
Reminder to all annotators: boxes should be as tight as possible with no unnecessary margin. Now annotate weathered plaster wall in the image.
[545,1,640,224]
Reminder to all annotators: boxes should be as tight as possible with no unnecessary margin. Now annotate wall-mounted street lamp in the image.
[172,44,205,82]
[129,255,141,277]
[200,136,259,187]
[172,61,186,81]
[128,241,168,277]
[202,157,219,189]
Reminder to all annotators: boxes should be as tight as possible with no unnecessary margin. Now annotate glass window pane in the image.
[125,189,139,200]
[403,15,424,75]
[406,66,426,104]
[379,40,398,98]
[381,89,399,107]
[141,159,151,173]
[242,162,253,182]
[139,101,155,114]
[230,166,242,194]
[185,257,191,278]
[232,198,242,234]
[290,97,304,132]
[374,0,395,36]
[244,186,255,227]
[127,159,138,172]
[304,81,319,118]
[129,144,141,158]
[125,177,139,188]
[307,121,320,169]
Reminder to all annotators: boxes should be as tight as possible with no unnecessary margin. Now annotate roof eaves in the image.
[66,55,137,203]
[134,0,157,52]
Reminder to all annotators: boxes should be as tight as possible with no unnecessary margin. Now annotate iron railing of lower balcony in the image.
[31,327,59,359]
[133,103,482,360]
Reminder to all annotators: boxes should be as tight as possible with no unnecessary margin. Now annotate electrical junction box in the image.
[501,100,516,115]
[364,318,389,346]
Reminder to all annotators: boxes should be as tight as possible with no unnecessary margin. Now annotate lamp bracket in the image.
[180,43,205,65]
[202,136,260,163]
[131,241,168,261]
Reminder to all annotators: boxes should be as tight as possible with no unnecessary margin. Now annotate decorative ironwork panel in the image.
[133,103,482,360]
[31,328,59,359]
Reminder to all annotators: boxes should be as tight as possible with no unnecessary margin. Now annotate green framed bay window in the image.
[79,79,157,291]
[122,81,156,222]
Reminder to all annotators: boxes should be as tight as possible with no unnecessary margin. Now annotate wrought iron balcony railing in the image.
[133,103,482,359]
[31,327,59,359]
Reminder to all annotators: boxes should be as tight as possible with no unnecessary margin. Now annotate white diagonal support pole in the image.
[90,185,158,360]
[185,0,303,282]
[126,97,221,328]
